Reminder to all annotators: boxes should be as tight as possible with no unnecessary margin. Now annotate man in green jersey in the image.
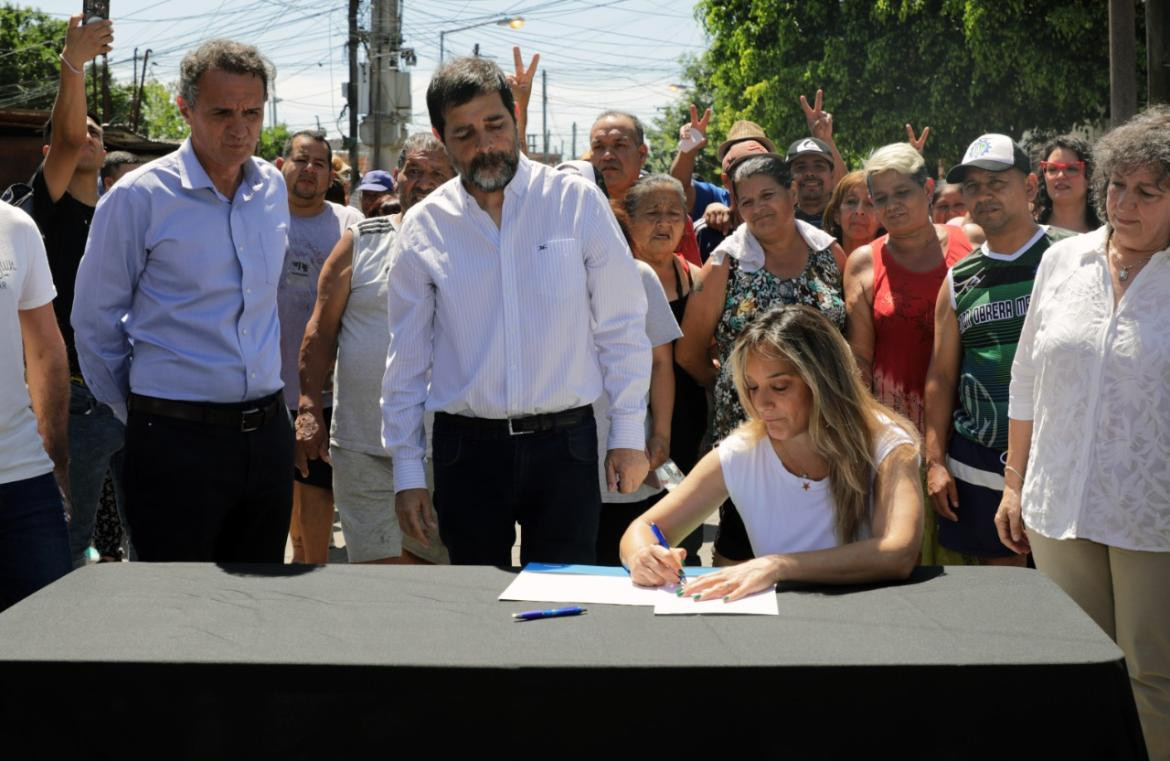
[922,134,1071,565]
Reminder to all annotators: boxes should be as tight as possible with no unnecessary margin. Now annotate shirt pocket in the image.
[529,238,586,305]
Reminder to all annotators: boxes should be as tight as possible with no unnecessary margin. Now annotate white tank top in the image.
[717,417,915,556]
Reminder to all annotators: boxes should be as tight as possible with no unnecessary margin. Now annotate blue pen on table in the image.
[512,606,587,622]
[649,521,688,593]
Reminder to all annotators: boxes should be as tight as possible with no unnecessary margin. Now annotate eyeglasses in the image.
[1040,160,1085,177]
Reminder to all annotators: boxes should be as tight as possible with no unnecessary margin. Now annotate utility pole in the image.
[89,60,98,117]
[542,69,548,158]
[133,49,151,134]
[371,0,386,170]
[365,0,408,171]
[131,48,139,126]
[571,121,576,160]
[1109,0,1137,126]
[347,0,359,177]
[101,53,111,124]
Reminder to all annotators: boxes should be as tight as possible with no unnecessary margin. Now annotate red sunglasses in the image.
[1039,160,1085,176]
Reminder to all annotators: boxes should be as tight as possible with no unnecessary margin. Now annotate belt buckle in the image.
[507,417,534,436]
[240,407,264,432]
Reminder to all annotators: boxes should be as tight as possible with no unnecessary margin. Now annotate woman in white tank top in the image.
[620,304,924,600]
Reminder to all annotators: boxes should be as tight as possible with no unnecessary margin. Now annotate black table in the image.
[0,564,1146,759]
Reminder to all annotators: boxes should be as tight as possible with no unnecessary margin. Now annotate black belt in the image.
[435,405,593,437]
[128,392,284,433]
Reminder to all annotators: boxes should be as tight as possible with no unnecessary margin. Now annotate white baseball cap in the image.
[946,133,1031,183]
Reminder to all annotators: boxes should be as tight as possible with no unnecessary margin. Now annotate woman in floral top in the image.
[677,153,846,563]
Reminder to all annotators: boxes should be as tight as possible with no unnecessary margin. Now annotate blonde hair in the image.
[864,142,929,192]
[727,305,917,543]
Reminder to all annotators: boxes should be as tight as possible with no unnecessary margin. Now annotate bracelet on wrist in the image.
[1003,463,1026,488]
[59,52,83,76]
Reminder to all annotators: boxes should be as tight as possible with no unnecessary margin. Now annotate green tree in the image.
[663,0,1134,173]
[0,5,185,141]
[647,54,722,184]
[136,80,188,140]
[256,124,291,162]
[0,4,67,109]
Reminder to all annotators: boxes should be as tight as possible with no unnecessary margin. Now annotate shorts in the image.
[293,407,333,489]
[937,434,1014,558]
[330,446,448,564]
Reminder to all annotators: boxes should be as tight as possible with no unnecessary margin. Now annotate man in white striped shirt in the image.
[381,57,651,565]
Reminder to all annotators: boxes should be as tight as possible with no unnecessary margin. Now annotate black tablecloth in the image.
[0,564,1146,759]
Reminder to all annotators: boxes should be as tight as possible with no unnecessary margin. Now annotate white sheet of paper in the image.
[653,586,779,615]
[498,569,663,606]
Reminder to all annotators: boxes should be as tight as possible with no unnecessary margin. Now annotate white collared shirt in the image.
[380,154,651,492]
[1009,226,1170,551]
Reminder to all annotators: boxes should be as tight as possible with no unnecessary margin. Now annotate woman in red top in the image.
[843,143,971,431]
[844,143,972,564]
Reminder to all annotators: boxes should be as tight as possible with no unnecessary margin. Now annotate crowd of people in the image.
[0,15,1167,757]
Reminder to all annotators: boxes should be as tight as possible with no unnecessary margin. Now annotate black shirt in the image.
[31,166,95,375]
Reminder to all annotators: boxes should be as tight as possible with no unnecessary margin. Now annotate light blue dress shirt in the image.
[72,138,289,421]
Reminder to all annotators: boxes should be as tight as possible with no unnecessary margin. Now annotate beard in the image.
[458,140,520,193]
[291,177,324,201]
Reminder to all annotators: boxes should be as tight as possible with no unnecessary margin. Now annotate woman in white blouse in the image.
[995,105,1170,760]
[621,305,923,600]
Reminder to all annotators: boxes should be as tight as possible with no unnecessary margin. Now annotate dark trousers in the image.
[714,498,754,561]
[432,412,602,566]
[122,398,293,562]
[0,472,71,612]
[595,492,704,567]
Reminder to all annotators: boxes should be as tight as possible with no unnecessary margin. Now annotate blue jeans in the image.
[0,472,71,611]
[67,383,129,567]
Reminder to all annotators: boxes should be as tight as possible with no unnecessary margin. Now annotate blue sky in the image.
[23,0,707,157]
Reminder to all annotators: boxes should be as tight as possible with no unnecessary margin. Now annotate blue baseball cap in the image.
[357,169,395,193]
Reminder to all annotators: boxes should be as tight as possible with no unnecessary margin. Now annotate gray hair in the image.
[179,39,271,106]
[397,132,445,168]
[623,174,685,218]
[593,110,646,146]
[101,150,141,181]
[730,154,792,199]
[1091,104,1170,224]
[864,142,929,192]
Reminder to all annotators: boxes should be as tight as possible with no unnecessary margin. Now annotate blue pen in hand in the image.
[512,606,587,622]
[649,521,688,592]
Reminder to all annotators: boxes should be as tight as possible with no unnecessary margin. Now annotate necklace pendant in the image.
[1119,266,1130,282]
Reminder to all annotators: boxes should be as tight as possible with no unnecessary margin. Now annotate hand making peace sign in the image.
[507,46,540,112]
[799,88,833,143]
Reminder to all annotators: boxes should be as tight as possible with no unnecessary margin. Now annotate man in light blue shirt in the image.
[72,39,293,563]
